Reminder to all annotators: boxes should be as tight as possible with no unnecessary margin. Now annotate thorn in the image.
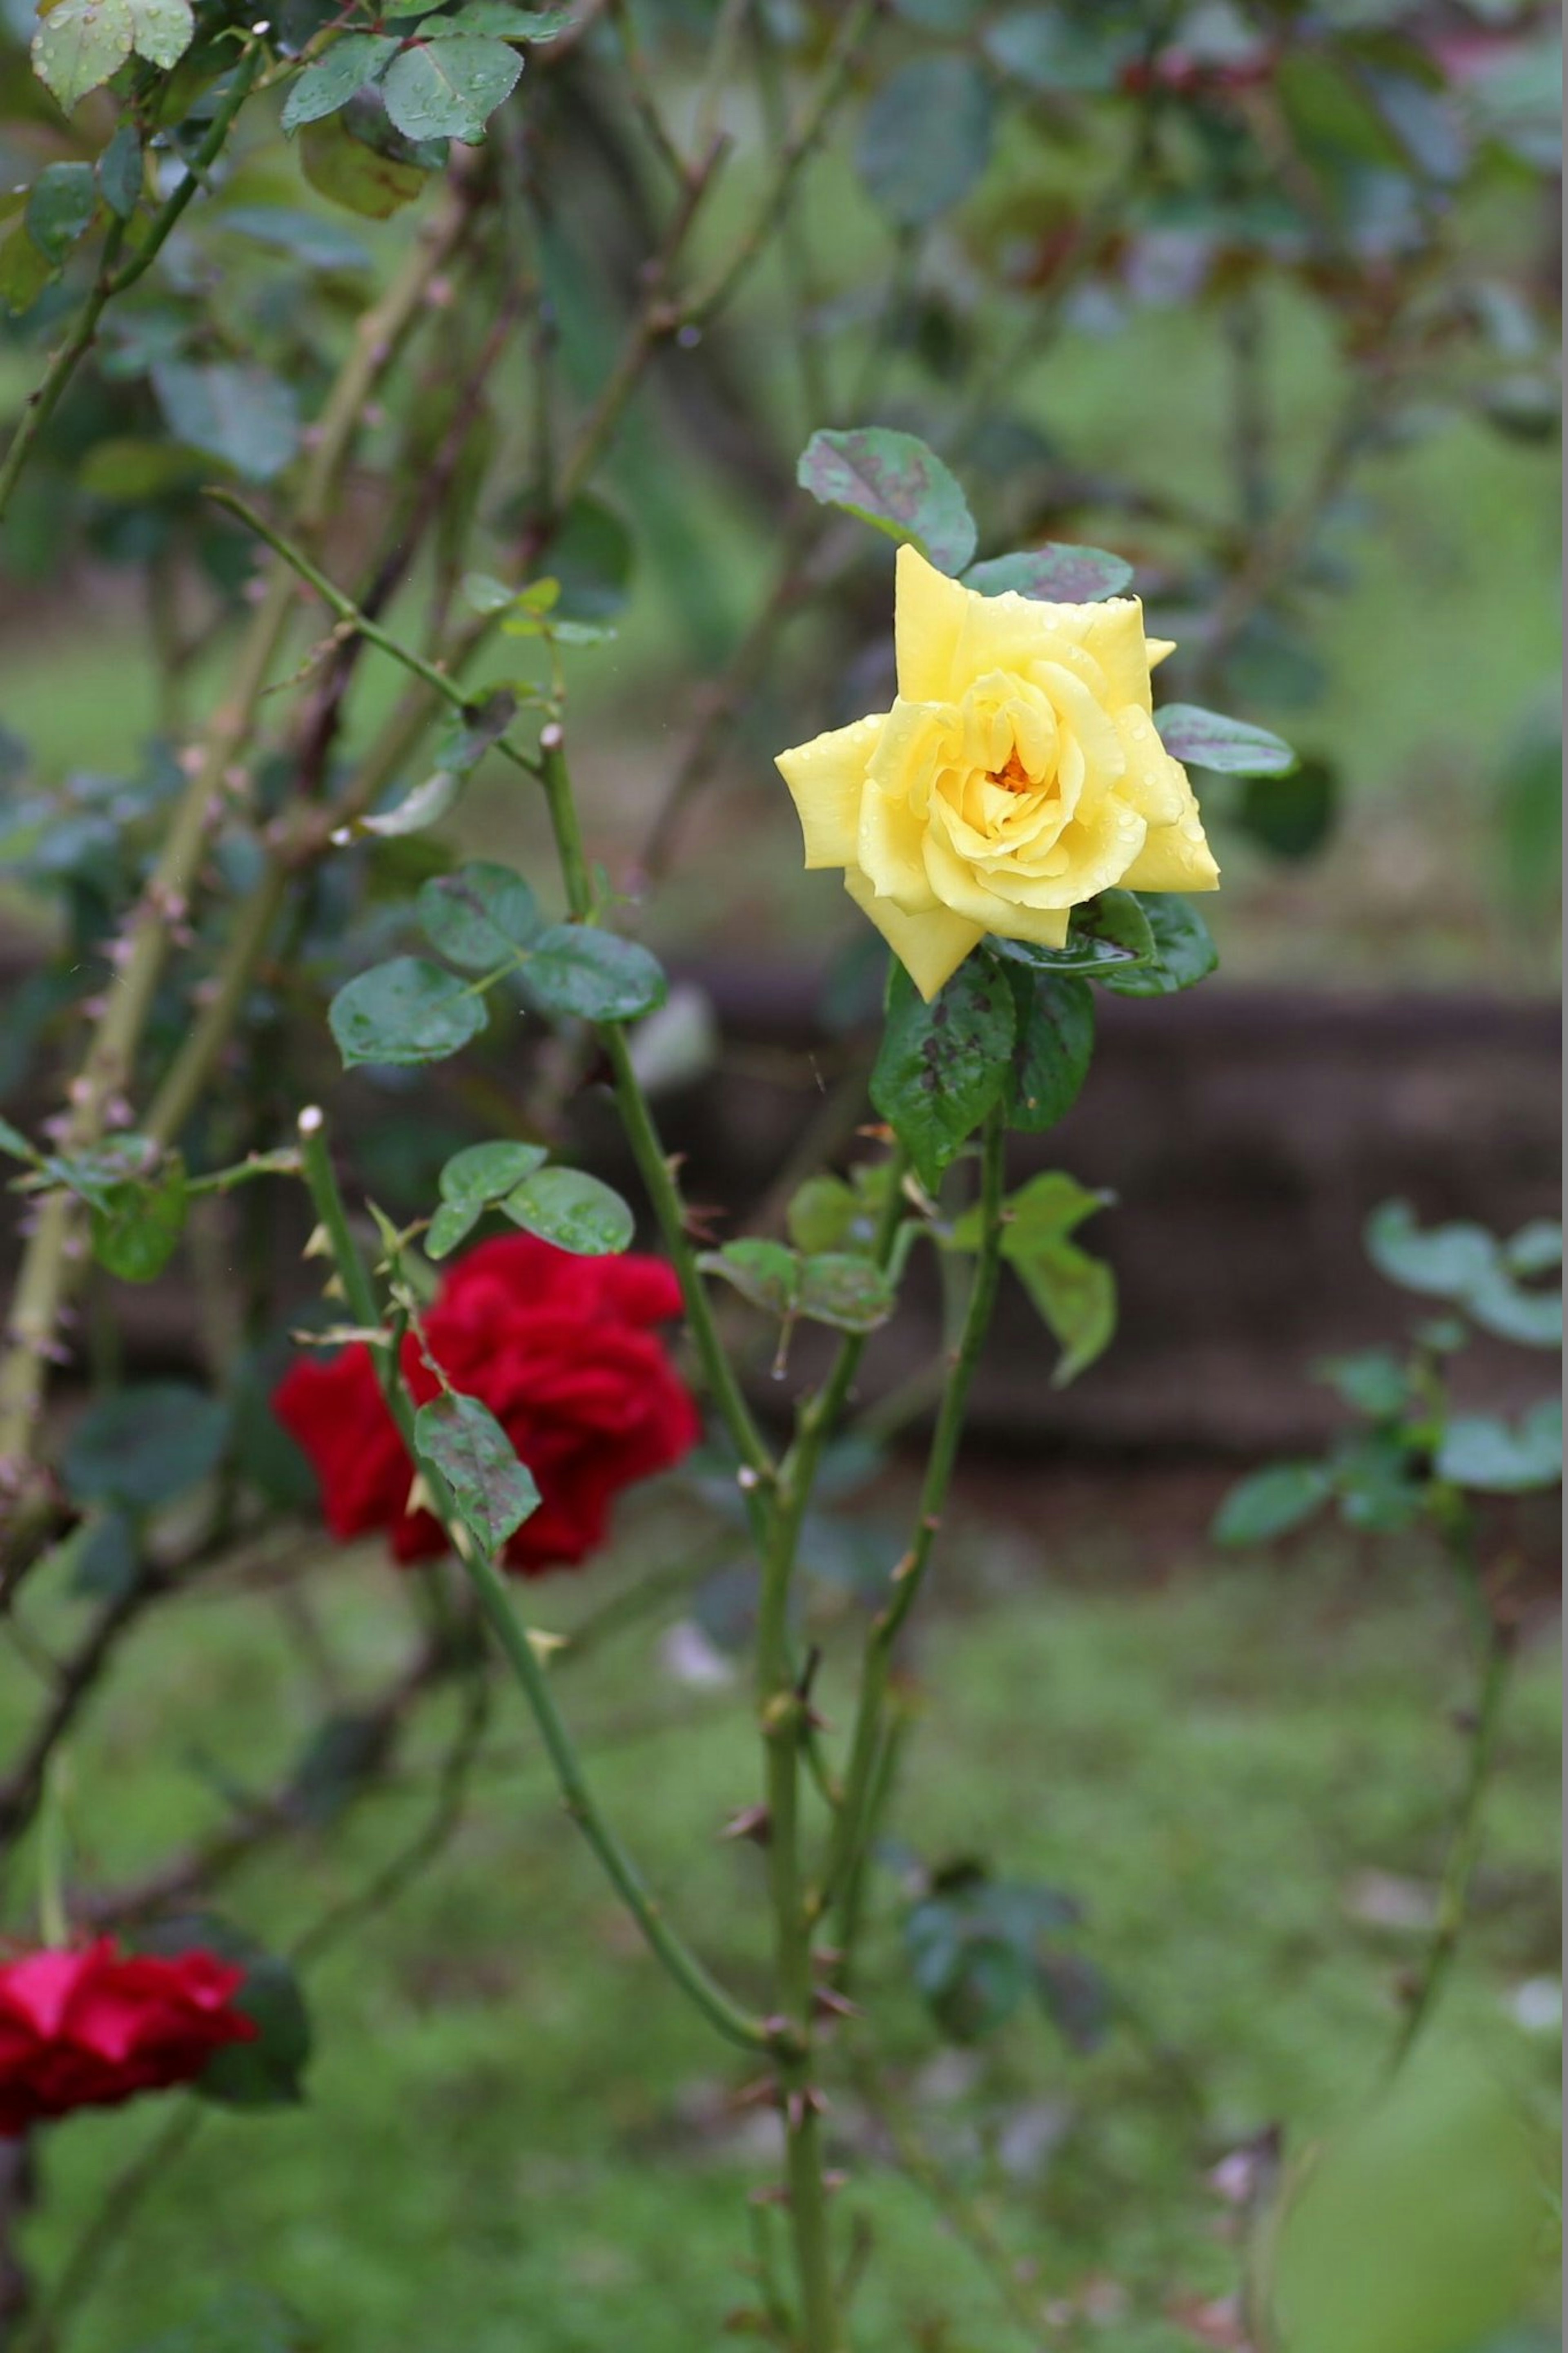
[719,1804,772,1847]
[302,1222,330,1259]
[730,2075,781,2112]
[746,2183,790,2208]
[811,1947,844,1975]
[823,2171,849,2196]
[405,1471,435,1519]
[526,1628,568,1664]
[813,1985,860,2021]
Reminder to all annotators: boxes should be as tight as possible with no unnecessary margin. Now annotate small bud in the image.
[298,1106,325,1138]
[539,721,565,753]
[736,1465,761,1491]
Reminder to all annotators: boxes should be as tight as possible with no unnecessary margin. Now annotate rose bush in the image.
[0,1943,254,2134]
[273,1234,700,1575]
[776,545,1218,998]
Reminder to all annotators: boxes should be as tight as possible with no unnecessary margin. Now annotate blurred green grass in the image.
[7,1503,1558,2351]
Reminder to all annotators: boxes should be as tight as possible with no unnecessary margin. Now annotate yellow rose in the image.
[775,543,1219,1000]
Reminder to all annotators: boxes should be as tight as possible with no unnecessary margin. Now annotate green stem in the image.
[0,45,261,527]
[822,1111,1007,1948]
[536,725,775,1496]
[292,1107,768,2056]
[1392,1616,1514,2069]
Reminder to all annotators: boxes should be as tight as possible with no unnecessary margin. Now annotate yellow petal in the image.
[1050,598,1158,711]
[776,714,885,870]
[1120,763,1221,892]
[893,541,971,703]
[844,868,984,1000]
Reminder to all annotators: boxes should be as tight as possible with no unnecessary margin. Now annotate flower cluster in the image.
[0,1941,254,2134]
[274,1233,700,1574]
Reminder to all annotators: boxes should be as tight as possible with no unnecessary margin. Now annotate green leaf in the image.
[548,494,634,620]
[281,33,399,131]
[125,0,192,71]
[198,1955,312,2110]
[1213,1461,1332,1546]
[501,1166,634,1256]
[870,954,1016,1194]
[300,116,428,218]
[1153,703,1297,777]
[151,361,301,484]
[1504,1219,1562,1280]
[417,860,540,972]
[1238,755,1339,859]
[413,1390,539,1554]
[0,1114,36,1162]
[797,426,977,577]
[1465,1265,1562,1351]
[1098,894,1218,998]
[89,1157,188,1282]
[380,35,522,141]
[32,0,134,112]
[428,2,572,37]
[216,204,372,272]
[993,1173,1115,1388]
[1315,1349,1410,1421]
[63,1382,228,1511]
[786,1174,861,1256]
[1269,2041,1546,2353]
[987,890,1155,979]
[1437,1402,1561,1494]
[425,1201,480,1259]
[0,228,55,317]
[1332,1432,1427,1534]
[1362,1205,1562,1345]
[439,1140,547,1209]
[26,162,96,265]
[97,123,143,219]
[964,545,1133,604]
[1006,972,1094,1133]
[699,1239,800,1319]
[329,957,488,1067]
[349,769,462,840]
[855,55,996,229]
[42,1136,161,1213]
[983,7,1141,94]
[522,926,667,1023]
[797,1253,896,1335]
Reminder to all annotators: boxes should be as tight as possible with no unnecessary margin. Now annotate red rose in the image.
[0,1940,255,2134]
[273,1232,701,1574]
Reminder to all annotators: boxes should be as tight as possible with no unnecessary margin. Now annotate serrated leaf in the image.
[96,122,143,219]
[522,926,666,1023]
[870,953,1015,1194]
[699,1239,800,1319]
[329,956,488,1067]
[439,1139,547,1209]
[1213,1461,1332,1546]
[281,33,399,131]
[1006,972,1094,1134]
[1437,1402,1561,1494]
[128,0,192,71]
[855,54,995,229]
[417,860,540,972]
[26,161,96,264]
[380,35,522,141]
[797,1253,896,1334]
[151,361,301,484]
[64,1383,228,1511]
[299,115,427,217]
[1098,894,1217,998]
[89,1158,188,1282]
[1153,703,1297,777]
[427,2,571,36]
[32,0,133,111]
[797,426,976,577]
[964,545,1133,604]
[502,1166,634,1256]
[987,890,1154,979]
[414,1389,539,1554]
[786,1175,860,1256]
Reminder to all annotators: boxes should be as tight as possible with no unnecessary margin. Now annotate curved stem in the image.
[821,1110,1007,1951]
[293,1109,768,2056]
[1392,1615,1514,2069]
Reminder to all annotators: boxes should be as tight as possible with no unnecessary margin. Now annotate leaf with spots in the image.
[797,426,977,577]
[870,952,1016,1194]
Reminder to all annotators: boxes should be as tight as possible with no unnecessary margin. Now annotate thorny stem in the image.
[293,1108,769,2056]
[0,183,473,1532]
[1392,1598,1515,2069]
[0,44,262,529]
[822,1111,1007,1953]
